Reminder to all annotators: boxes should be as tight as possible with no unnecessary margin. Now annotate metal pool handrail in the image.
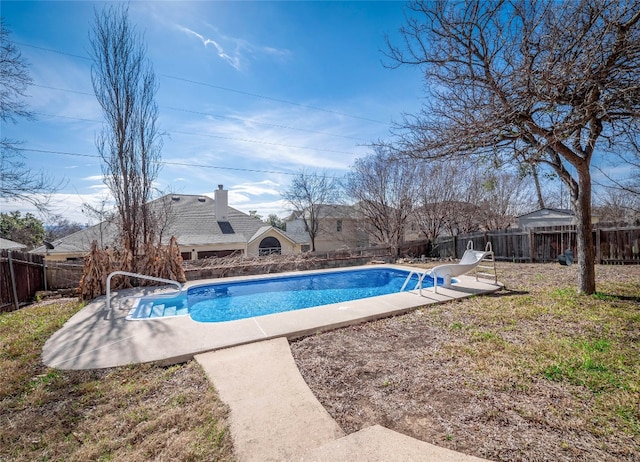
[400,270,428,292]
[106,271,183,312]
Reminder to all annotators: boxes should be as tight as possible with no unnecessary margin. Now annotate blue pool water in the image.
[128,267,437,322]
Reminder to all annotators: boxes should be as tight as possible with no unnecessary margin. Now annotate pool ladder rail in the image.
[399,270,431,296]
[106,271,183,317]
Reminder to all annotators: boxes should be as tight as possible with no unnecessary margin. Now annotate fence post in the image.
[529,230,535,263]
[595,228,601,264]
[8,252,19,311]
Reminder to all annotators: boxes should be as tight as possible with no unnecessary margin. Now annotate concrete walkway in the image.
[196,338,491,462]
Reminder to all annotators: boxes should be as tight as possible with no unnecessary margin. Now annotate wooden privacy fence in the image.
[46,261,84,290]
[432,226,640,264]
[0,250,45,312]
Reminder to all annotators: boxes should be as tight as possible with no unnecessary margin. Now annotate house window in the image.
[336,220,342,232]
[259,237,282,256]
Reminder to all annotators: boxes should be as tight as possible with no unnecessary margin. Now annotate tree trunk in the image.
[531,165,545,209]
[573,168,596,294]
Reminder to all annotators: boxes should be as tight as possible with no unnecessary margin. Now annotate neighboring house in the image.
[0,237,27,251]
[31,186,305,261]
[517,208,600,229]
[285,204,370,252]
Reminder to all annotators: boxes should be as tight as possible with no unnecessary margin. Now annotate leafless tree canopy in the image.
[595,188,640,225]
[1,18,60,210]
[90,5,163,257]
[414,159,536,238]
[345,147,418,255]
[0,18,32,123]
[282,171,340,252]
[386,0,640,293]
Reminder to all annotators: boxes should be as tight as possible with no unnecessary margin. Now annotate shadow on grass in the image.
[593,292,640,304]
[485,287,530,297]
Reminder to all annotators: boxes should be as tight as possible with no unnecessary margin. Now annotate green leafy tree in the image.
[0,211,45,249]
[265,214,286,231]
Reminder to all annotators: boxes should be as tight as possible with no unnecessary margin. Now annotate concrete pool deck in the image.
[42,265,501,370]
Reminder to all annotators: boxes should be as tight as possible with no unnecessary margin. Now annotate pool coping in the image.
[42,264,502,370]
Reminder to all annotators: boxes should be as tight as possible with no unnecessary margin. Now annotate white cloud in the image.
[166,105,370,175]
[177,26,241,70]
[0,191,116,225]
[231,180,281,197]
[176,24,290,72]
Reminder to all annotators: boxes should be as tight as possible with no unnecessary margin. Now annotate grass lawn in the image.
[0,299,234,462]
[292,263,640,461]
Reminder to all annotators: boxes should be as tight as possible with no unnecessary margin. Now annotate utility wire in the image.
[161,74,388,125]
[170,130,358,155]
[165,107,366,142]
[16,147,346,178]
[30,84,371,143]
[18,41,388,125]
[31,112,362,156]
[15,42,90,60]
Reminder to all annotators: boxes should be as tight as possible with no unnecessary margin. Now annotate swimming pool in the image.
[127,267,440,322]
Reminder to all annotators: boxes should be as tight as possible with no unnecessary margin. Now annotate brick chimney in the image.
[214,184,228,221]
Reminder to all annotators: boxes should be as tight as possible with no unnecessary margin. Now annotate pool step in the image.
[151,304,165,318]
[136,300,189,318]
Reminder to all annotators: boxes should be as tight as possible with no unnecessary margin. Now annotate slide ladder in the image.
[474,242,497,284]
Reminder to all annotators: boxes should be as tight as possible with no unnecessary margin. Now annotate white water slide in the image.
[402,241,495,294]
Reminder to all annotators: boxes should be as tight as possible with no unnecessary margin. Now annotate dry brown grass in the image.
[291,263,640,462]
[0,300,234,462]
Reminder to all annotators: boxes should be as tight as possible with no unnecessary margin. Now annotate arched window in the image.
[259,236,281,256]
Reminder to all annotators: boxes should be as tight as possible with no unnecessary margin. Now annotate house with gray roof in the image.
[517,208,600,229]
[32,186,304,261]
[0,237,27,251]
[285,204,370,252]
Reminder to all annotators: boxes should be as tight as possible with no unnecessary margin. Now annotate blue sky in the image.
[2,1,424,225]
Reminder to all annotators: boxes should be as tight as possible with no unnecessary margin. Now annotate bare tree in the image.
[594,188,640,225]
[345,147,418,255]
[1,18,59,210]
[413,160,459,240]
[596,120,640,201]
[386,0,640,293]
[282,170,340,252]
[45,216,85,241]
[89,5,163,259]
[481,170,537,230]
